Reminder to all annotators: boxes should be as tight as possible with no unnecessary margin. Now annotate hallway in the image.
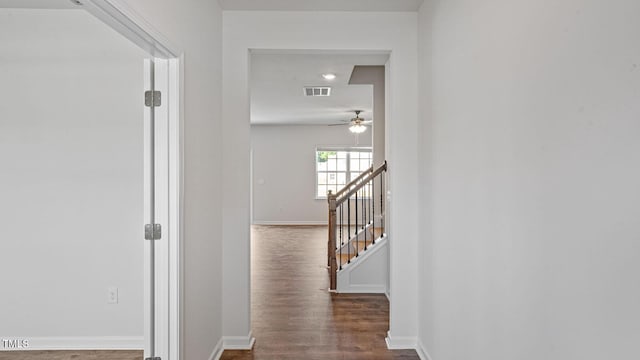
[221,225,418,360]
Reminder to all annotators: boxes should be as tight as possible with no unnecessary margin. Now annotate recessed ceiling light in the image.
[322,73,336,80]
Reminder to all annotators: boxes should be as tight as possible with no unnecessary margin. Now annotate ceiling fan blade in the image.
[328,123,348,126]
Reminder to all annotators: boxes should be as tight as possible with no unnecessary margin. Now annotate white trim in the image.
[153,57,171,360]
[416,340,433,360]
[208,338,224,360]
[336,284,387,293]
[223,11,420,352]
[151,56,183,360]
[251,220,326,226]
[168,56,183,360]
[143,58,153,359]
[222,333,256,350]
[82,0,180,58]
[0,337,143,351]
[385,331,417,349]
[81,3,183,360]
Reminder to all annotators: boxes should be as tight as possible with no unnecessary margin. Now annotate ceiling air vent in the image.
[303,86,331,97]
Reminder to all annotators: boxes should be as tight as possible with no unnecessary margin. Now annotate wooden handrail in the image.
[335,165,374,198]
[327,160,387,291]
[336,161,387,206]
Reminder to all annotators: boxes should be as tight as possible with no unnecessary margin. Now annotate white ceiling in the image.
[250,53,388,125]
[0,0,79,9]
[219,0,424,12]
[2,2,394,126]
[1,0,425,12]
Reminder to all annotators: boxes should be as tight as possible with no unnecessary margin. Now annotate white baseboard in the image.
[223,332,255,350]
[252,221,326,226]
[385,331,417,349]
[336,284,387,294]
[0,337,144,351]
[416,339,433,360]
[208,337,224,360]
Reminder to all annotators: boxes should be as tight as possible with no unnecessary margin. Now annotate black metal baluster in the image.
[363,186,368,251]
[368,181,371,225]
[340,205,343,245]
[372,176,376,245]
[355,190,359,257]
[362,186,366,230]
[380,173,384,239]
[339,203,343,270]
[347,197,351,264]
[355,191,358,237]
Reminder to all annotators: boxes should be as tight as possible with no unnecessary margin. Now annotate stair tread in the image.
[336,227,385,267]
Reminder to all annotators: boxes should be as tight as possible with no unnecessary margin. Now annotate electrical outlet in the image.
[107,287,118,304]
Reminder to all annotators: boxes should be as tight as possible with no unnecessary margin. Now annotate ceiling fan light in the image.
[349,124,367,134]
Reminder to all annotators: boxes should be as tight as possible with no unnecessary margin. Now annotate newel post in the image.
[327,190,338,291]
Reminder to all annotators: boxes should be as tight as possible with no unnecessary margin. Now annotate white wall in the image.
[0,9,145,341]
[251,125,371,224]
[109,1,225,358]
[349,66,386,167]
[418,1,640,359]
[223,10,419,347]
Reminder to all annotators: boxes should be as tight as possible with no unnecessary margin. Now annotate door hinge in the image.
[145,224,162,240]
[144,90,161,107]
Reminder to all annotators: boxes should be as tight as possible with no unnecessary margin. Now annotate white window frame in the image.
[315,146,372,199]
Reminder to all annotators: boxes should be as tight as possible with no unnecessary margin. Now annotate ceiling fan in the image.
[329,110,373,133]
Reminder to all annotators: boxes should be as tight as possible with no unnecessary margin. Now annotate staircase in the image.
[327,161,387,291]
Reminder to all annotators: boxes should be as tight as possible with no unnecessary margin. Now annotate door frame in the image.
[83,1,183,359]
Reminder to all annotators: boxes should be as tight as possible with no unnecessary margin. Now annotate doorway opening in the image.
[243,50,391,355]
[0,2,181,359]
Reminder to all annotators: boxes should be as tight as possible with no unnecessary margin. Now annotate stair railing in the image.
[327,161,387,291]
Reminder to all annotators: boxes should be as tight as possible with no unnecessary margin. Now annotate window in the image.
[316,147,372,198]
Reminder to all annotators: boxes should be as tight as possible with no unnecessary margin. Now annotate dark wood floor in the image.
[0,226,416,360]
[221,225,418,360]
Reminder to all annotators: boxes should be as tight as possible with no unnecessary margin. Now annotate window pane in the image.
[317,172,327,184]
[316,148,371,198]
[328,172,337,185]
[328,158,337,171]
[350,159,360,171]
